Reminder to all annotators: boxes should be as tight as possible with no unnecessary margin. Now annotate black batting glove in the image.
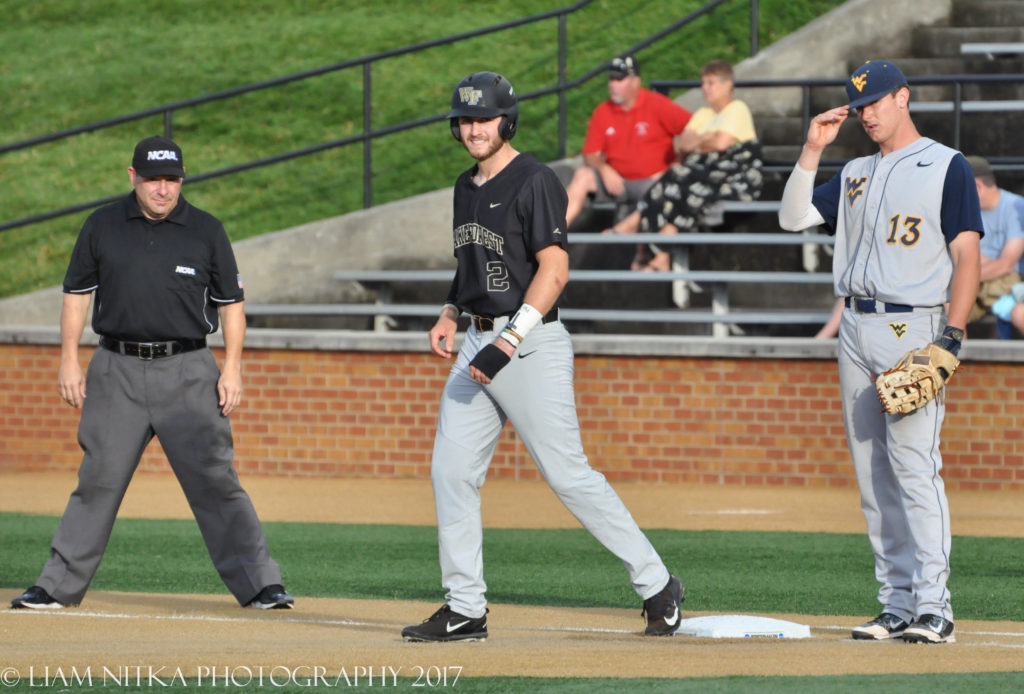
[933,325,964,357]
[469,344,511,380]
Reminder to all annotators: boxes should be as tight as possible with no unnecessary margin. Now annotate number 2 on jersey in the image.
[886,214,922,246]
[486,261,510,292]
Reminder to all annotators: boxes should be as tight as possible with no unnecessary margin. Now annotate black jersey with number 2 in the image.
[445,153,567,317]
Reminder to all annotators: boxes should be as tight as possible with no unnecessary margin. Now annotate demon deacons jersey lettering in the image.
[810,138,981,307]
[446,153,567,316]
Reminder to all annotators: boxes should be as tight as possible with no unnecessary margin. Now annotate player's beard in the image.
[464,134,504,163]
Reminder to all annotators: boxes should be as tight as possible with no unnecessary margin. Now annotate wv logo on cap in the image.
[458,87,483,106]
[851,72,868,93]
[148,150,179,161]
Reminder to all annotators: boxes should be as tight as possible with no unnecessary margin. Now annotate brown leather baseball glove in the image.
[875,343,960,415]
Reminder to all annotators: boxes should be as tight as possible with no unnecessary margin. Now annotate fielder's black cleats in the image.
[903,614,955,644]
[247,584,294,609]
[642,574,684,636]
[11,586,64,610]
[401,604,488,642]
[851,612,909,640]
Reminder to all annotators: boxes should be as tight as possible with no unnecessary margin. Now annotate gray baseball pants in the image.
[838,307,953,623]
[430,317,670,619]
[36,347,281,606]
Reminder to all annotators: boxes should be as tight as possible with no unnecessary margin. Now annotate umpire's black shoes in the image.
[247,584,294,609]
[401,604,488,642]
[851,612,909,640]
[11,586,64,610]
[903,614,955,644]
[642,574,684,636]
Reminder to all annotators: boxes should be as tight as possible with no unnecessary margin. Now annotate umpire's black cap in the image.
[132,135,185,178]
[846,60,908,109]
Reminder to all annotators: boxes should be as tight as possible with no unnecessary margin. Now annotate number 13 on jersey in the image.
[887,214,923,246]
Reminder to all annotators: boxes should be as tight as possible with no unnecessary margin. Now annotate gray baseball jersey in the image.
[811,138,980,306]
[791,137,982,624]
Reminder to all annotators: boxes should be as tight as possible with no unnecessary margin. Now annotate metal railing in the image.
[240,227,835,337]
[652,73,1024,156]
[0,0,761,235]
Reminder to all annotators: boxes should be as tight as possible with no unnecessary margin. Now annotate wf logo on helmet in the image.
[851,73,868,93]
[459,87,483,105]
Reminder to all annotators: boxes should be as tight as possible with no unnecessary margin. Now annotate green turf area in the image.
[2,514,1021,621]
[0,0,845,298]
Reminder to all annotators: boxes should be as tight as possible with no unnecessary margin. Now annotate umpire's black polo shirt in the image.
[63,192,244,342]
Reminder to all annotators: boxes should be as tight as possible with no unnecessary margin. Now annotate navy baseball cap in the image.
[846,60,908,109]
[132,135,185,178]
[609,55,640,80]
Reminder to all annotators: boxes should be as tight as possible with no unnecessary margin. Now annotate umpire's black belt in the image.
[100,336,207,360]
[845,297,915,314]
[471,308,560,332]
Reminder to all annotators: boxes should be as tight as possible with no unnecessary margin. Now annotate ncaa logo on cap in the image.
[147,149,180,162]
[132,135,186,178]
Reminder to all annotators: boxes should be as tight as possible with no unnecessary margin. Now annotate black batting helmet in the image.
[447,72,518,141]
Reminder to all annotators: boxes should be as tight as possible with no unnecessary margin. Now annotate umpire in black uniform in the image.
[10,136,293,610]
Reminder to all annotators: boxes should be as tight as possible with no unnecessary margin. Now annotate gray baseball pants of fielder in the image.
[35,347,282,606]
[431,317,671,619]
[838,307,953,623]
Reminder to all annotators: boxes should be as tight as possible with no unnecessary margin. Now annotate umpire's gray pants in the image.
[36,347,281,606]
[430,318,670,619]
[838,307,952,623]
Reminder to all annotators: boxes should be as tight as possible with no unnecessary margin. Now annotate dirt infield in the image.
[2,472,1022,680]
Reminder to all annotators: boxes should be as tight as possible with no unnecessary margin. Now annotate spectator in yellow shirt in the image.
[606,60,763,271]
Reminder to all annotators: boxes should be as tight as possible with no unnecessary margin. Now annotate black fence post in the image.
[558,11,568,159]
[952,81,962,151]
[363,62,373,209]
[750,0,759,57]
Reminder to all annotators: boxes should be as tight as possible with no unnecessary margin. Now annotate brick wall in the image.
[1,343,1021,491]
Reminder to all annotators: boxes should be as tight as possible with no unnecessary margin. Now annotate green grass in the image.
[2,514,1022,621]
[4,514,1020,692]
[0,0,846,298]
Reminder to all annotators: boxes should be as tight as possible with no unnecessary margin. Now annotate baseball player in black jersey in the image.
[401,72,682,642]
[10,136,292,611]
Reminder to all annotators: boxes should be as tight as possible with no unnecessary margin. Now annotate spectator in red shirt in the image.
[564,55,691,229]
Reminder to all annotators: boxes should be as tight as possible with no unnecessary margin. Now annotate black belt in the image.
[471,308,560,332]
[100,336,207,360]
[844,297,915,314]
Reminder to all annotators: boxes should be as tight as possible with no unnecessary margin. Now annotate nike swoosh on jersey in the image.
[517,350,538,359]
[489,202,502,208]
[446,619,471,632]
[916,161,933,167]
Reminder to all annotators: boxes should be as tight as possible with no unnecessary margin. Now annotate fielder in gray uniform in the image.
[401,72,683,642]
[779,61,981,644]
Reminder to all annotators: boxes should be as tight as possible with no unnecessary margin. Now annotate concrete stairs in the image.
[562,0,1024,337]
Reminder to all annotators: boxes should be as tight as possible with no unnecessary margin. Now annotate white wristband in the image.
[441,303,459,318]
[503,303,543,346]
[498,331,521,348]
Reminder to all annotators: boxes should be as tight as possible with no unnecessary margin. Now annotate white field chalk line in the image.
[6,610,1024,644]
[7,609,633,635]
